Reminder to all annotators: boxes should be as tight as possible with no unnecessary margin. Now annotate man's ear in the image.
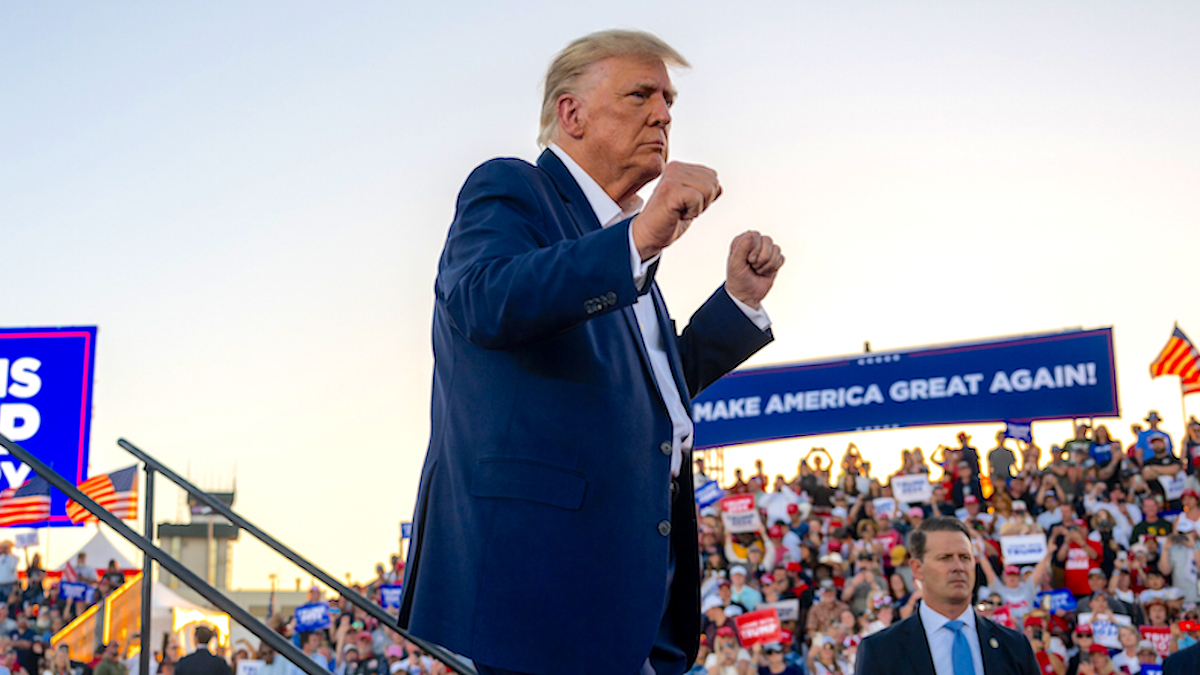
[909,557,923,584]
[556,93,585,140]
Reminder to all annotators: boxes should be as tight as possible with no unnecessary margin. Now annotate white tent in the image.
[52,529,139,576]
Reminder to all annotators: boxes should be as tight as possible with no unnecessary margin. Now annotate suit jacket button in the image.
[660,441,672,456]
[658,520,671,536]
[604,292,617,305]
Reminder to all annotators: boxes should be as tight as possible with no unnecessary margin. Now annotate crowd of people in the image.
[690,412,1200,674]
[0,547,132,675]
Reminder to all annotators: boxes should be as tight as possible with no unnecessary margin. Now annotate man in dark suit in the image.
[174,626,231,675]
[397,29,784,675]
[855,518,1039,675]
[1164,640,1200,674]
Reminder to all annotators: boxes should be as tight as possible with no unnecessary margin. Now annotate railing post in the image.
[139,467,155,675]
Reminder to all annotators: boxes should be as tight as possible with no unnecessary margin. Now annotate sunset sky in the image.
[3,2,1198,591]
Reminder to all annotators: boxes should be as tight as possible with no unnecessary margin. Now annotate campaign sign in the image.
[0,327,97,526]
[734,607,782,647]
[758,598,800,622]
[1004,421,1033,443]
[1140,626,1171,658]
[1139,666,1162,675]
[720,495,762,534]
[236,660,264,675]
[1037,589,1077,613]
[378,584,404,609]
[692,328,1118,448]
[14,532,38,548]
[1158,475,1185,501]
[1001,534,1048,565]
[293,602,331,632]
[694,480,725,508]
[1077,612,1130,649]
[891,474,933,504]
[872,497,896,520]
[400,522,412,540]
[59,581,92,603]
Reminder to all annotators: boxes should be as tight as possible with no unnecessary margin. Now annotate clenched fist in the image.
[630,161,721,261]
[726,231,784,310]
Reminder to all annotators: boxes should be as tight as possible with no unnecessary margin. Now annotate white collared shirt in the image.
[919,601,985,675]
[548,144,769,477]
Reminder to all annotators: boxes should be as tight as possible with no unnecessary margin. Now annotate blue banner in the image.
[694,480,725,508]
[1004,421,1033,443]
[692,328,1118,448]
[378,584,404,609]
[293,602,331,632]
[59,581,94,603]
[0,327,97,526]
[401,522,412,539]
[1037,588,1077,613]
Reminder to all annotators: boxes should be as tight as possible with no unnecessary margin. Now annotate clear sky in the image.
[3,2,1198,590]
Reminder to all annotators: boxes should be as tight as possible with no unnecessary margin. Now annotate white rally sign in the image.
[1000,534,1048,565]
[890,474,932,504]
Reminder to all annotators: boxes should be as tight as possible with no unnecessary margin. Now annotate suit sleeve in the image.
[854,634,878,675]
[436,160,642,351]
[676,285,773,398]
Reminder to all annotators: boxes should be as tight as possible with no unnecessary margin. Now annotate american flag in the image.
[1151,325,1200,396]
[66,465,139,523]
[0,476,52,526]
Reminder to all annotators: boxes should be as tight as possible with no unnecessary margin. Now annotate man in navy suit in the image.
[855,518,1039,675]
[397,30,785,675]
[1164,640,1200,674]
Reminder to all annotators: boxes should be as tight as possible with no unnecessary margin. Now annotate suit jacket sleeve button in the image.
[658,520,671,536]
[605,291,617,305]
[660,441,672,456]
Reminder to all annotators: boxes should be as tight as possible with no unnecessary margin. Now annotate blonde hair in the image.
[538,29,689,148]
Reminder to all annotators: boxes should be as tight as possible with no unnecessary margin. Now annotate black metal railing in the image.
[0,433,475,675]
[113,438,474,675]
[0,433,327,675]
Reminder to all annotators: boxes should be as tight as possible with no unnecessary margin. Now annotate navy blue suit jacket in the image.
[1164,640,1200,675]
[397,150,772,675]
[854,606,1039,675]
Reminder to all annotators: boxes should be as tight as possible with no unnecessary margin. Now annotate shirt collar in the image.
[548,143,642,228]
[920,599,977,633]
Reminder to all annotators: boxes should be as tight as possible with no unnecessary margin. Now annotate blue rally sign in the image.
[0,327,97,526]
[379,584,404,609]
[692,328,1118,449]
[294,602,332,632]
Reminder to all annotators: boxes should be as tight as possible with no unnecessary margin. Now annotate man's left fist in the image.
[726,230,784,310]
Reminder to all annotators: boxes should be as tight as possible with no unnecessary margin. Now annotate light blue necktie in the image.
[944,620,975,675]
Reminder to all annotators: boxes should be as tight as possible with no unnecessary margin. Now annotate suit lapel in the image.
[902,610,938,675]
[536,150,668,411]
[976,616,1002,675]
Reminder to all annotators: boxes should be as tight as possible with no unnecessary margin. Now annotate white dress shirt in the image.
[919,601,985,675]
[548,144,769,477]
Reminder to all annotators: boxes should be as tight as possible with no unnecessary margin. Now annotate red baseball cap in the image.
[1088,644,1109,654]
[787,503,800,515]
[768,525,784,539]
[1182,489,1200,501]
[786,562,801,573]
[1003,565,1020,576]
[717,626,735,637]
[1075,624,1093,635]
[964,495,978,505]
[1023,616,1044,628]
[761,574,775,584]
[828,541,842,552]
[780,629,793,643]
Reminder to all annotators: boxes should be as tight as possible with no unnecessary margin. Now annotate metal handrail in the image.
[115,438,475,675]
[0,434,328,675]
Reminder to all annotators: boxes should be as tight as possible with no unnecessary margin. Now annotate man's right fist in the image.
[630,161,721,261]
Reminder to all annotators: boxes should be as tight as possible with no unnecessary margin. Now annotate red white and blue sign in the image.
[0,326,97,526]
[692,328,1119,448]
